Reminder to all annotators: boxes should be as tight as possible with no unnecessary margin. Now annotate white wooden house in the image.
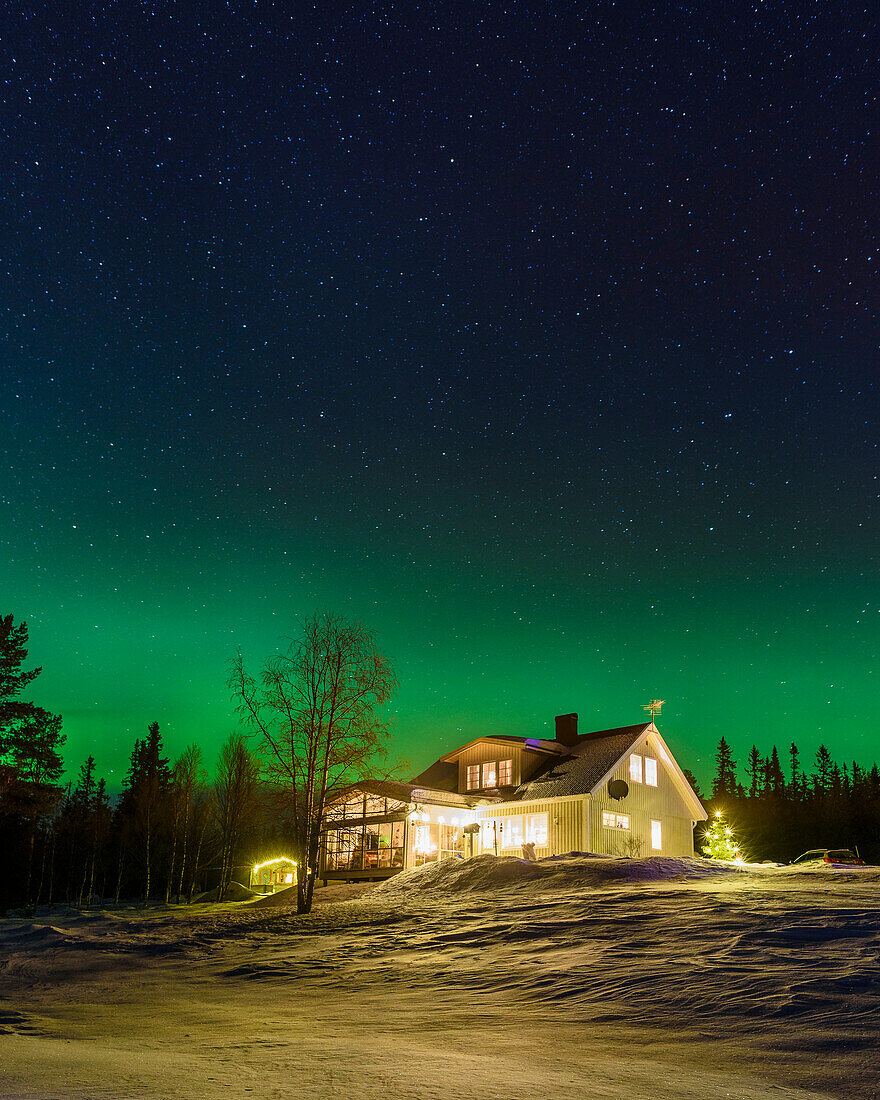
[319,714,707,881]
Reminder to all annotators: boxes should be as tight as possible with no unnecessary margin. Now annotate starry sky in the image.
[3,3,877,790]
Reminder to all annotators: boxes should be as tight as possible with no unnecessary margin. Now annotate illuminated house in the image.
[319,715,707,881]
[249,856,297,894]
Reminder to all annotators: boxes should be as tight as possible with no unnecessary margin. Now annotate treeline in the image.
[2,720,294,914]
[0,614,294,913]
[705,736,880,863]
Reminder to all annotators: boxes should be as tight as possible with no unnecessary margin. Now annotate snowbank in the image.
[249,885,298,907]
[372,852,748,896]
[249,881,377,907]
[192,881,258,903]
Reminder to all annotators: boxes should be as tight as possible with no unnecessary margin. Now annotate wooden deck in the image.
[320,867,404,883]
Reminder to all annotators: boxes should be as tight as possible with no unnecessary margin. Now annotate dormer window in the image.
[466,757,515,791]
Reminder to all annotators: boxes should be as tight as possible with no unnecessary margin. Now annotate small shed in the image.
[249,856,297,894]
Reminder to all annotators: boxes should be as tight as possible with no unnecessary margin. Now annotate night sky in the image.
[3,3,877,789]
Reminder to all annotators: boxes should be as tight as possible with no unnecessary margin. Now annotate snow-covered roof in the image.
[516,723,653,801]
[514,723,706,819]
[333,721,705,819]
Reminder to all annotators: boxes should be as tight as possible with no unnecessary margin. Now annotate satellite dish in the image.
[608,779,629,800]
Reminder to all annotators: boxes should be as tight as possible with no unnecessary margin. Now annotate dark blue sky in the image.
[3,2,877,786]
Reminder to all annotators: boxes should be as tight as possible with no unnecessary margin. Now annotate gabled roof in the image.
[410,758,459,792]
[327,720,706,822]
[514,722,706,820]
[516,724,652,801]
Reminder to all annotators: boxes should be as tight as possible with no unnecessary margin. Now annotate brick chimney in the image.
[554,712,579,746]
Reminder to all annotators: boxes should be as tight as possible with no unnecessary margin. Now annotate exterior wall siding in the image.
[456,742,550,792]
[476,795,589,858]
[590,748,696,857]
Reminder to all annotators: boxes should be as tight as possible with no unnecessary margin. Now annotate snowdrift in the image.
[372,852,747,896]
[250,885,298,907]
[193,881,258,903]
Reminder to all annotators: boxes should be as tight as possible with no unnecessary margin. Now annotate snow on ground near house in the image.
[1,855,878,1099]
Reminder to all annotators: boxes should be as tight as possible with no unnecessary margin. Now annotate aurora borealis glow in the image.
[3,5,877,788]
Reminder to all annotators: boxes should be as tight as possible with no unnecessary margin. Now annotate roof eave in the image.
[585,724,707,820]
[439,736,564,763]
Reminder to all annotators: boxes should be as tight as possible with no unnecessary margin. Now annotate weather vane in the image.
[644,699,664,723]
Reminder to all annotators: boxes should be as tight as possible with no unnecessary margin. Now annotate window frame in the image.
[525,813,548,845]
[505,815,524,846]
[651,819,662,850]
[602,811,630,830]
[629,754,643,783]
[466,757,516,792]
[644,757,658,787]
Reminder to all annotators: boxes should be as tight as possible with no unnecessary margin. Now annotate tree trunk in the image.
[143,800,151,904]
[24,822,36,907]
[46,827,57,907]
[176,797,191,903]
[35,822,50,907]
[165,801,180,905]
[188,815,209,904]
[114,841,126,905]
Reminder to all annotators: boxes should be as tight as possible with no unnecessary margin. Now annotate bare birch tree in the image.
[228,612,396,913]
[166,744,205,904]
[213,733,259,900]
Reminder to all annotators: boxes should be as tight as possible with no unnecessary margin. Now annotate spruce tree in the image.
[765,746,785,796]
[747,745,761,797]
[118,723,171,902]
[789,742,801,798]
[712,737,739,799]
[813,744,835,794]
[700,811,741,861]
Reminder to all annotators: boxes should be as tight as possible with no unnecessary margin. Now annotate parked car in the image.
[790,848,865,866]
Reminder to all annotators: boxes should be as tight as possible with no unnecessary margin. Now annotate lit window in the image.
[498,758,513,785]
[602,812,630,829]
[629,754,643,783]
[466,764,480,790]
[644,757,658,786]
[482,761,497,787]
[526,813,548,845]
[651,820,662,850]
[505,816,524,846]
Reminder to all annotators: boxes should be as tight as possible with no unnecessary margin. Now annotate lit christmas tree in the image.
[700,811,742,861]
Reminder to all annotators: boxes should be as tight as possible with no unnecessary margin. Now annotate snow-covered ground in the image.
[1,855,878,1099]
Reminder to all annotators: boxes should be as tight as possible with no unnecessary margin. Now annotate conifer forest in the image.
[2,611,878,914]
